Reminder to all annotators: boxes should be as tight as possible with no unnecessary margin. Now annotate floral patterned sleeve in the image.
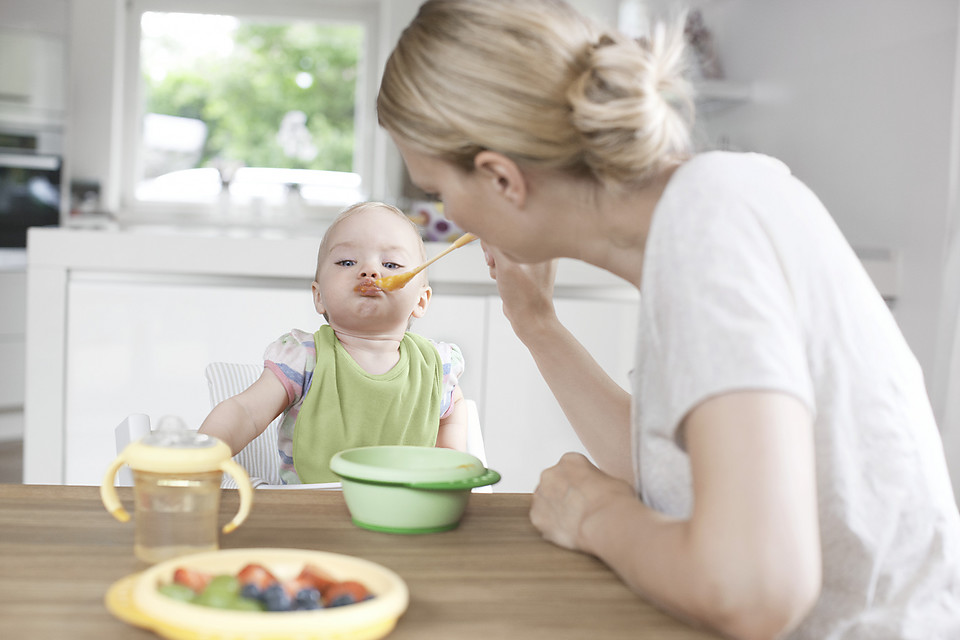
[432,341,464,418]
[262,329,317,407]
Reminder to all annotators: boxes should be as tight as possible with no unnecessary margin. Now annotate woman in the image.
[377,1,960,638]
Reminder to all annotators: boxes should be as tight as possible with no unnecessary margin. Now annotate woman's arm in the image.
[436,385,468,451]
[485,246,633,481]
[531,390,822,640]
[198,370,290,455]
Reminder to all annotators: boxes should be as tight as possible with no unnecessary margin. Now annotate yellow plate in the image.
[105,548,409,640]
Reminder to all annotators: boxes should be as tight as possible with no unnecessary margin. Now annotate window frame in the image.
[120,0,381,225]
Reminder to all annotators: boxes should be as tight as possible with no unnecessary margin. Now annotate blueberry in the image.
[240,583,262,601]
[328,593,356,607]
[294,587,322,610]
[262,583,293,611]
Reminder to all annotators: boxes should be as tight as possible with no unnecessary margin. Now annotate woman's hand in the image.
[530,452,637,553]
[482,243,559,336]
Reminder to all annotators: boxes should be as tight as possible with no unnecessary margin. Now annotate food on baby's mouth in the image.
[159,562,374,612]
[354,282,382,295]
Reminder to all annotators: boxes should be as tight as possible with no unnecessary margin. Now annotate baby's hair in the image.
[378,0,694,190]
[315,201,427,280]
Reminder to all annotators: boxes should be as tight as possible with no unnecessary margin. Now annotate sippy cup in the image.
[100,417,253,564]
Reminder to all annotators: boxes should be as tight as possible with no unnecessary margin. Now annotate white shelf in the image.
[694,80,753,113]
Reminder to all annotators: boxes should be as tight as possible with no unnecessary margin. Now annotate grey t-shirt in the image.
[631,151,960,638]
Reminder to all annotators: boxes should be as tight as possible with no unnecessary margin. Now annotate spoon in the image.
[375,232,478,291]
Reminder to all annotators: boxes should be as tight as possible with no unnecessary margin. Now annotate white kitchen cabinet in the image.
[62,275,488,485]
[0,269,27,443]
[24,227,638,487]
[60,272,627,490]
[0,29,66,125]
[483,296,638,493]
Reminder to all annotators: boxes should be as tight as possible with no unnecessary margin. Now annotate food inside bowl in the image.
[159,562,374,612]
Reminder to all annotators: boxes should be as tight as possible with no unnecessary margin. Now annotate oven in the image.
[0,126,64,247]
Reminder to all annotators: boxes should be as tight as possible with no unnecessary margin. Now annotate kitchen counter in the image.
[25,226,636,295]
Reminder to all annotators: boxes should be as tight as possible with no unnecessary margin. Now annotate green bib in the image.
[292,325,443,483]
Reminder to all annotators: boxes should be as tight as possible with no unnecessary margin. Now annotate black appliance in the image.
[0,127,63,247]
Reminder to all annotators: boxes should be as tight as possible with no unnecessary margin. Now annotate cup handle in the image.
[220,459,253,534]
[100,455,131,522]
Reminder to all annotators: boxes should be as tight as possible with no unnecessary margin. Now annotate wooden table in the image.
[0,485,719,639]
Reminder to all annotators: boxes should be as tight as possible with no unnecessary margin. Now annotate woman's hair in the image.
[378,0,695,189]
[316,201,427,280]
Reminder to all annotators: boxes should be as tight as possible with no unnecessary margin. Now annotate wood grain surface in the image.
[0,484,719,639]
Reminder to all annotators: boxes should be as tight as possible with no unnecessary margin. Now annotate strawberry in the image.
[237,563,278,591]
[280,576,315,598]
[172,567,212,594]
[297,563,337,595]
[323,580,372,607]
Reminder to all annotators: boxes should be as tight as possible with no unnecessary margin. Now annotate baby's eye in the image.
[383,262,403,270]
[335,259,356,267]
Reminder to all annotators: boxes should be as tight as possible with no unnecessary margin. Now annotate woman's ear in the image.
[474,150,527,207]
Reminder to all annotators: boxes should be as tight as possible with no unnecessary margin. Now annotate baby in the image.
[199,201,467,483]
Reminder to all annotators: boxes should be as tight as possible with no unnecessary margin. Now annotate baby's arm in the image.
[198,370,289,455]
[435,385,467,451]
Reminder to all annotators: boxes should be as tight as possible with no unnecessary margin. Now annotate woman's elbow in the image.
[694,557,821,640]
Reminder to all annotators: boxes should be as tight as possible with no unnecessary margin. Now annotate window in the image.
[123,0,379,223]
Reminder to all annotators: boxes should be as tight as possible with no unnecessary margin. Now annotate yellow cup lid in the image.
[122,423,232,474]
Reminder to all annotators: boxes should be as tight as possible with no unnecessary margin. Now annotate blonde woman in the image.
[378,1,960,638]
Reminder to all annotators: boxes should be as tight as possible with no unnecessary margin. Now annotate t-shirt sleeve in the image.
[432,341,464,419]
[263,329,316,407]
[643,197,816,449]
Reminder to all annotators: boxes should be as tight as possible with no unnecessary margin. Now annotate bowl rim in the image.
[329,445,486,485]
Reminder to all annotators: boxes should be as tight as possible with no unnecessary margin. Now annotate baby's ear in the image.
[311,281,326,315]
[410,285,432,319]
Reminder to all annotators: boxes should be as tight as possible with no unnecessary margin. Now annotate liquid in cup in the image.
[132,470,223,563]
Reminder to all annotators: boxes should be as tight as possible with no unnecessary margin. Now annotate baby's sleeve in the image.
[433,341,464,418]
[263,329,316,407]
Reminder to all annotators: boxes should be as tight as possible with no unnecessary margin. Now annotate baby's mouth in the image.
[354,281,382,296]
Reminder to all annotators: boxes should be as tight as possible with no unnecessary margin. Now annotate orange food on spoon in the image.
[374,232,478,291]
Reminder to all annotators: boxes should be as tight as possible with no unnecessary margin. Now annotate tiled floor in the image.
[0,439,23,483]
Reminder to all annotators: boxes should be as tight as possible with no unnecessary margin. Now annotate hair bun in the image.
[568,23,694,186]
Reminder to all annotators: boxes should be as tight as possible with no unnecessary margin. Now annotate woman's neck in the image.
[554,166,679,289]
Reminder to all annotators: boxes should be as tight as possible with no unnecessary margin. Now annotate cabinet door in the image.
[64,276,319,485]
[401,294,488,414]
[482,297,638,493]
[0,271,26,411]
[0,30,65,113]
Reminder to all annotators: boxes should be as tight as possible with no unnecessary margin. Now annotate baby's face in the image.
[313,208,430,334]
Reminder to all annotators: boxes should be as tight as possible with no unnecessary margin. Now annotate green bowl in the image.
[330,446,501,534]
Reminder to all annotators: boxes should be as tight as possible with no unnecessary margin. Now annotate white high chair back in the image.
[204,362,490,490]
[205,363,283,488]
